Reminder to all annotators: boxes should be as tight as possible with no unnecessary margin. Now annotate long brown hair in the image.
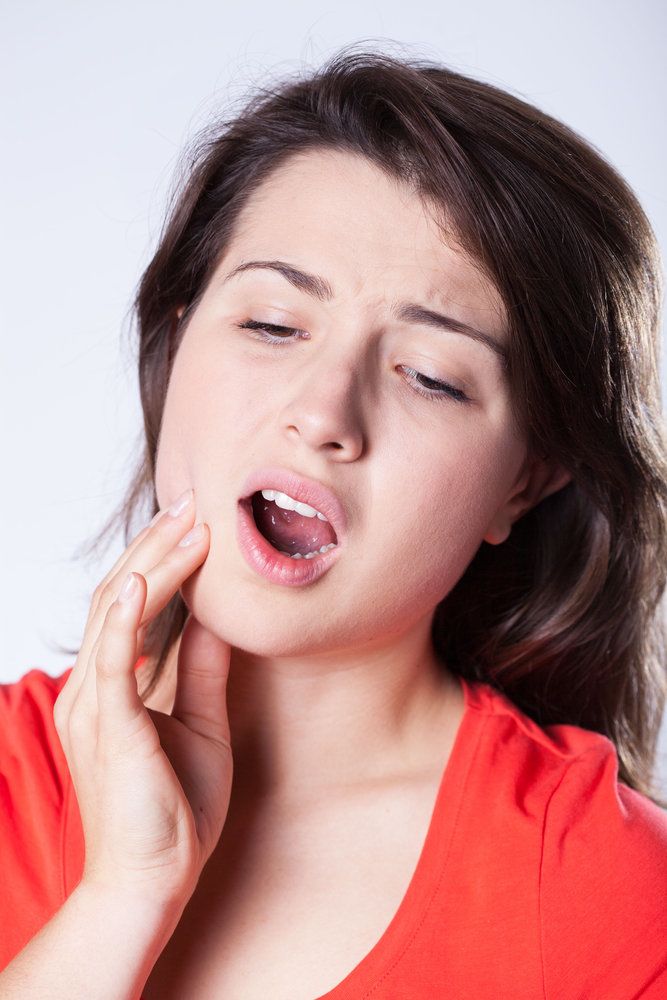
[61,44,667,807]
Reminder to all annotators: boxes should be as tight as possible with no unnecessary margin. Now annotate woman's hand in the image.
[53,489,233,913]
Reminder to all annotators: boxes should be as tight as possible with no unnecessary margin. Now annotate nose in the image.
[279,352,366,459]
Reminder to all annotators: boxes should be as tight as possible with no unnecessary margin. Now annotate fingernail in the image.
[168,488,194,517]
[178,523,205,547]
[118,572,138,603]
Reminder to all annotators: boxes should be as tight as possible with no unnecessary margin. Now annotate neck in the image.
[140,622,464,812]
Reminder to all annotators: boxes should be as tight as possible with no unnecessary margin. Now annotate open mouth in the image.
[242,491,338,560]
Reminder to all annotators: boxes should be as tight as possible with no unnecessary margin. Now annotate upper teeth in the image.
[260,489,329,522]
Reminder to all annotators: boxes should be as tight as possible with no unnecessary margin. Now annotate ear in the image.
[176,304,185,320]
[483,455,573,546]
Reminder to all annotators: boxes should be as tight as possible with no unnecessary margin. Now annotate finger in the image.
[64,496,199,706]
[171,614,232,749]
[94,572,157,752]
[70,508,175,695]
[69,570,148,733]
[89,495,194,625]
[55,519,160,727]
[79,510,164,639]
[135,524,210,629]
[75,524,210,722]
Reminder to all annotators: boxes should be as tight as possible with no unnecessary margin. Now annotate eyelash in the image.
[234,320,471,405]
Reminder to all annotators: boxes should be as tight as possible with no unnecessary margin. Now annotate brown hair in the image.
[62,44,667,807]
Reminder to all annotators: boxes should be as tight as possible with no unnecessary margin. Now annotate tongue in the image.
[251,493,337,555]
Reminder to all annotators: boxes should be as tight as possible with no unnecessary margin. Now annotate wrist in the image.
[71,877,190,942]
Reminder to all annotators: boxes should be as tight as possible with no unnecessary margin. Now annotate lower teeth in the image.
[278,543,338,560]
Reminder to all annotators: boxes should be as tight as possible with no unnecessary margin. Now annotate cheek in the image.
[154,337,252,511]
[339,481,484,638]
[153,355,200,509]
[373,439,516,593]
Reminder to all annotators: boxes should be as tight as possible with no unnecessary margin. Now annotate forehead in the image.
[219,148,507,338]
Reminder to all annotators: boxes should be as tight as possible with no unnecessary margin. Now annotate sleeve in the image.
[540,742,667,1000]
[0,667,73,969]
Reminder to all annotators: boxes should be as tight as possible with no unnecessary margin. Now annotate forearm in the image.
[0,881,184,1000]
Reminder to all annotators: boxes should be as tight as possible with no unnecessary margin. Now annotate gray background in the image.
[2,0,665,793]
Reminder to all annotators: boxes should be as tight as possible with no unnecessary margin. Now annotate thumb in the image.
[171,614,232,748]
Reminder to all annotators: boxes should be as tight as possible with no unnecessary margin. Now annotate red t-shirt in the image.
[1,665,666,998]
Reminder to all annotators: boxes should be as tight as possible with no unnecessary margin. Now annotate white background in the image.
[2,0,666,791]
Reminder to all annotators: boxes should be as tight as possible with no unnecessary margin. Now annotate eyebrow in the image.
[221,259,509,368]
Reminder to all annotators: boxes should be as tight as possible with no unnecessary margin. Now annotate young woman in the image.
[1,47,666,999]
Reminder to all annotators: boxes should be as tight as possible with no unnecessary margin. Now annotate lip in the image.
[236,494,343,587]
[238,466,348,545]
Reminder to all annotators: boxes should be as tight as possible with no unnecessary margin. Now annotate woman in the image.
[1,47,666,999]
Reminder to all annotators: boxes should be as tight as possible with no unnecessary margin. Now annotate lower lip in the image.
[236,497,342,587]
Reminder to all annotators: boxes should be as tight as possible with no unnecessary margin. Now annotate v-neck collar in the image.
[317,674,489,999]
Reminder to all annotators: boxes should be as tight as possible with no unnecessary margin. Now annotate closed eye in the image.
[400,367,470,404]
[237,319,307,341]
[234,320,471,405]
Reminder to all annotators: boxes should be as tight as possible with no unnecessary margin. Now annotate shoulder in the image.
[539,736,667,998]
[0,666,75,967]
[465,680,667,997]
[0,666,72,779]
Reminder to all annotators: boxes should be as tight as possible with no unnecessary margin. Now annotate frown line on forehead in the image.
[221,258,509,370]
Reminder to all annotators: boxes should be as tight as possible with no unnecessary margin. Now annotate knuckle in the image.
[97,576,124,612]
[101,578,120,606]
[68,702,94,741]
[95,642,118,677]
[99,592,126,632]
[53,693,70,732]
[95,645,118,679]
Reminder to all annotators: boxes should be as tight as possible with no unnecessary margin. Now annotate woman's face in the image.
[155,148,535,657]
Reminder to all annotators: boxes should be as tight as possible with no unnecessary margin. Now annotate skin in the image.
[150,147,572,815]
